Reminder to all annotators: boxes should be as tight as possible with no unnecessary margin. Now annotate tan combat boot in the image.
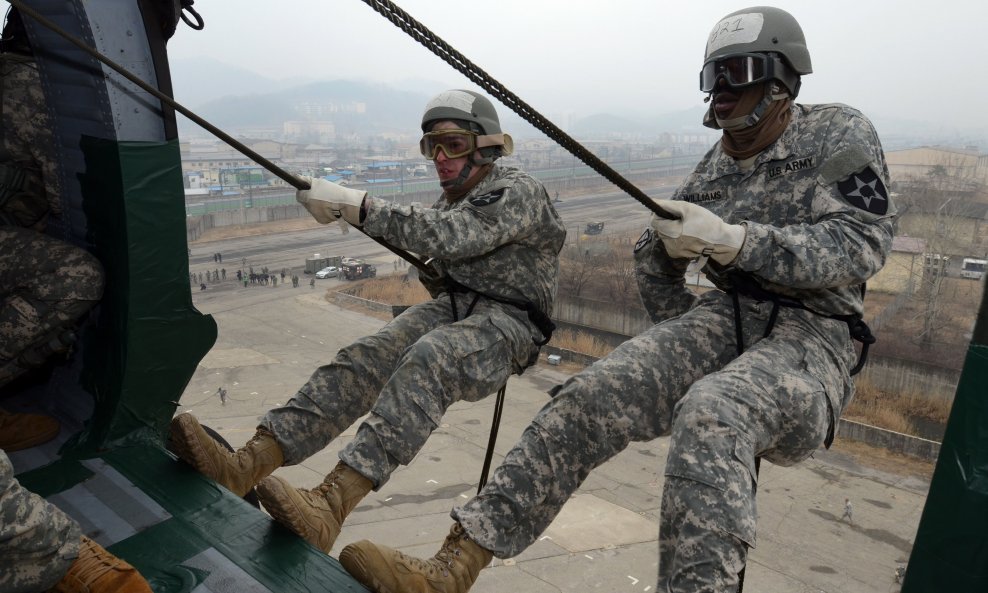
[51,536,153,593]
[256,461,373,553]
[168,413,283,497]
[339,522,493,593]
[0,408,60,451]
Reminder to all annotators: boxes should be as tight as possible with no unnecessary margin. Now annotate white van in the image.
[961,258,986,280]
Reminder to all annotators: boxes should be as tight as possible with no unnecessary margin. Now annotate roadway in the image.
[185,155,699,217]
[188,184,678,283]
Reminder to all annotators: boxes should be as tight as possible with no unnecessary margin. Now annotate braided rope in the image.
[361,0,674,219]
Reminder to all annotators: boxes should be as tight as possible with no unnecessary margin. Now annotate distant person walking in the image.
[841,498,853,524]
[216,386,227,406]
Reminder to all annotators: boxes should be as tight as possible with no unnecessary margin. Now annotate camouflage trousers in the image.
[0,450,80,592]
[454,291,852,592]
[262,294,538,488]
[0,226,104,381]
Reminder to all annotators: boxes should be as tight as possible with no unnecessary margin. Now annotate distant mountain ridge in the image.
[169,57,987,150]
[169,56,712,141]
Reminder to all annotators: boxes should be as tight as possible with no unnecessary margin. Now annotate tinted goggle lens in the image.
[419,130,478,160]
[700,54,770,92]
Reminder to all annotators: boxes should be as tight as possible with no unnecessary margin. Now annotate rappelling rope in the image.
[360,0,675,220]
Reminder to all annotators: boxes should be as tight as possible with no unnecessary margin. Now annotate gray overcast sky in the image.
[168,1,987,134]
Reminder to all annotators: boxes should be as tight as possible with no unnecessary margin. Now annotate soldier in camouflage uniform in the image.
[339,8,896,593]
[0,11,145,592]
[0,449,153,592]
[0,8,104,391]
[169,90,566,557]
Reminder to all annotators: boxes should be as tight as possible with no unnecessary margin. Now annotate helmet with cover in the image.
[701,6,810,97]
[419,90,513,164]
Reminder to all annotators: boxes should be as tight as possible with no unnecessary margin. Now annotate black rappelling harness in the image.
[441,275,555,493]
[727,271,875,375]
[446,277,555,346]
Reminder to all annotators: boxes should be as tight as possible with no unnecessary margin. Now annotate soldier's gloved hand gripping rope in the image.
[296,175,366,227]
[649,199,746,266]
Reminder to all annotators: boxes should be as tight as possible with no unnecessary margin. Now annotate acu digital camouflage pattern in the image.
[0,450,81,592]
[0,56,104,385]
[453,103,895,592]
[262,163,565,489]
[0,54,61,227]
[0,226,103,364]
[362,162,565,316]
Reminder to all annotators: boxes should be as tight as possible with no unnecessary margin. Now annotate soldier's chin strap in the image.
[441,152,497,192]
[440,161,474,189]
[703,81,789,131]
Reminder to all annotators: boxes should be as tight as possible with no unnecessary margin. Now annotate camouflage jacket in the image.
[0,53,60,230]
[635,102,896,323]
[362,163,566,316]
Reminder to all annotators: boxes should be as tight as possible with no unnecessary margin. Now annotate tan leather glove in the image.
[650,199,746,265]
[296,176,366,226]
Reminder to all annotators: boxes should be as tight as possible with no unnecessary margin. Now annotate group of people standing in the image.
[189,265,308,290]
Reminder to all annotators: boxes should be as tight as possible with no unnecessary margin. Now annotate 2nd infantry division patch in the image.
[469,188,505,207]
[837,167,889,215]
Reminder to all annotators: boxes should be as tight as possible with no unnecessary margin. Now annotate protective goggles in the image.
[419,129,479,160]
[699,53,784,92]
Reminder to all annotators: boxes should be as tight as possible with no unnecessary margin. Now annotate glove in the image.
[650,199,746,265]
[296,176,367,227]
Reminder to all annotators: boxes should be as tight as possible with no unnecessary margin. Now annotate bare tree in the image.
[558,242,607,298]
[603,252,640,307]
[895,158,987,349]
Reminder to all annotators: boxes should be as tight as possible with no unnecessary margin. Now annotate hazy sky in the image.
[168,1,987,133]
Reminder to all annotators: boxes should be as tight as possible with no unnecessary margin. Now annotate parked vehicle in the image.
[304,254,342,274]
[315,266,339,279]
[341,260,377,280]
[961,257,986,280]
